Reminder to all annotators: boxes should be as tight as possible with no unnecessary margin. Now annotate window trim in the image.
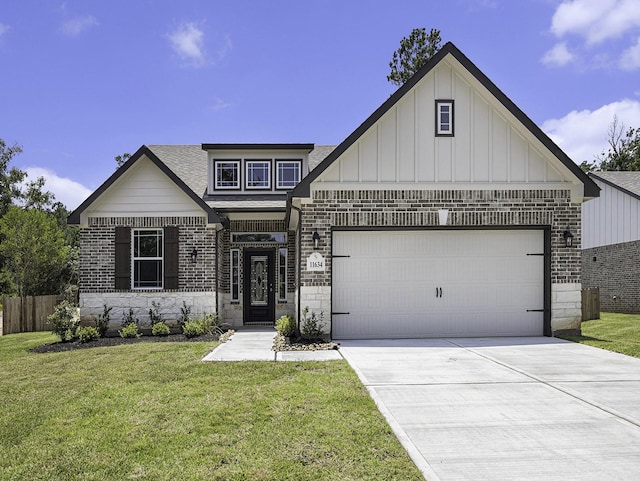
[230,249,240,302]
[275,160,302,190]
[131,228,164,290]
[245,160,272,190]
[278,248,287,302]
[435,99,455,137]
[214,160,241,190]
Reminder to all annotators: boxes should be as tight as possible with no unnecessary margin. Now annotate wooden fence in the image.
[1,295,64,335]
[582,287,600,322]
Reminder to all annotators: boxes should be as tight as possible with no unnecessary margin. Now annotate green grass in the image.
[0,333,422,481]
[558,312,640,358]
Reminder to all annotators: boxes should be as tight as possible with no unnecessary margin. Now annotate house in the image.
[69,42,599,338]
[582,172,640,313]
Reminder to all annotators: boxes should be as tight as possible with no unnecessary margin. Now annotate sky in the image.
[1,0,640,210]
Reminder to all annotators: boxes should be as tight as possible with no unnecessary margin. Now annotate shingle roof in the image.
[590,171,640,199]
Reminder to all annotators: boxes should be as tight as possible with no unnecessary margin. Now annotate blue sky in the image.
[1,0,640,209]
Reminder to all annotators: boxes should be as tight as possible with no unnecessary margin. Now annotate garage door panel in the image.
[332,230,544,339]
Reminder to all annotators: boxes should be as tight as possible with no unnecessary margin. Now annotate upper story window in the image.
[436,100,454,136]
[245,160,271,189]
[276,160,301,189]
[132,229,163,289]
[214,160,240,190]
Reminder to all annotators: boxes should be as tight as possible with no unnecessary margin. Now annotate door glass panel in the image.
[250,255,268,306]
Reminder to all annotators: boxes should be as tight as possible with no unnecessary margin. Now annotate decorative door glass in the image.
[250,255,268,306]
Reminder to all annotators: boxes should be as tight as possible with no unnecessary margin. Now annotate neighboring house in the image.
[69,42,599,338]
[582,172,640,313]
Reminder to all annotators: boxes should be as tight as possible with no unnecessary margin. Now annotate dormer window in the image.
[245,161,271,189]
[436,100,454,136]
[276,160,301,189]
[214,160,240,190]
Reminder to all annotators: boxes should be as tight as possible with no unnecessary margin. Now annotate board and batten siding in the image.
[582,178,640,249]
[315,59,577,193]
[82,156,205,222]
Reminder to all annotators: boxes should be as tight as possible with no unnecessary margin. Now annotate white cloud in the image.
[211,97,230,111]
[541,42,574,67]
[620,37,640,70]
[60,14,98,37]
[542,99,640,164]
[168,22,206,67]
[0,23,9,37]
[24,167,92,210]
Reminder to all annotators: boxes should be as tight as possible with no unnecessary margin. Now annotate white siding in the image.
[312,57,577,192]
[84,156,205,220]
[582,178,640,248]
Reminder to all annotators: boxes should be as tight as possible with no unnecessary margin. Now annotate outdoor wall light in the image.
[312,230,321,250]
[191,247,198,263]
[563,228,574,248]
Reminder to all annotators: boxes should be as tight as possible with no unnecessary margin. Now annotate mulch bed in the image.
[30,333,220,354]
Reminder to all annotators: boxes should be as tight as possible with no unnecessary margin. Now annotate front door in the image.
[243,249,276,323]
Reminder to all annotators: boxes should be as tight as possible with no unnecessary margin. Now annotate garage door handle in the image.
[436,287,443,298]
[440,287,443,298]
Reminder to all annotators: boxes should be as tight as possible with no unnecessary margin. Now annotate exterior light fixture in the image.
[312,230,320,250]
[191,247,198,263]
[563,228,574,248]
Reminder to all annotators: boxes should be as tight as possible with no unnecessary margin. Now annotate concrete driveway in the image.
[339,337,640,481]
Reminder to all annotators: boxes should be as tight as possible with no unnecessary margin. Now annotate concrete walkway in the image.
[340,337,640,481]
[202,327,342,362]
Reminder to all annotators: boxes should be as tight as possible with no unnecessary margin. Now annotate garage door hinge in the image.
[331,255,350,258]
[526,253,545,256]
[331,312,350,315]
[526,309,545,312]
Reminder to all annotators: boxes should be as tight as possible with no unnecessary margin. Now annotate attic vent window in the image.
[436,100,454,136]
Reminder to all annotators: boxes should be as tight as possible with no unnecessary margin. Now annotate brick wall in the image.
[582,240,640,313]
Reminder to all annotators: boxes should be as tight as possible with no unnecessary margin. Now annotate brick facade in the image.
[298,188,582,335]
[582,240,640,313]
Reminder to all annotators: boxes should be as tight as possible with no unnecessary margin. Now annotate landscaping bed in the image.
[272,333,339,352]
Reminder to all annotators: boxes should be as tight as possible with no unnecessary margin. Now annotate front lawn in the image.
[0,332,422,481]
[558,312,640,358]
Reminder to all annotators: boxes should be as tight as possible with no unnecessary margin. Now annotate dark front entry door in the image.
[243,249,276,323]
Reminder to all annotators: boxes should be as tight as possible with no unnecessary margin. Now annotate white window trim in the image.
[278,248,287,302]
[245,160,272,190]
[436,100,454,136]
[214,160,241,190]
[230,249,240,302]
[275,160,301,189]
[131,228,164,290]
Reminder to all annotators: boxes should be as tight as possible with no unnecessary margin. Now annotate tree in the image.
[0,139,27,218]
[595,116,640,171]
[387,28,442,86]
[0,206,69,297]
[115,152,131,169]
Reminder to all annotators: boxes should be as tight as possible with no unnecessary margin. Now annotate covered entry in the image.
[332,229,548,339]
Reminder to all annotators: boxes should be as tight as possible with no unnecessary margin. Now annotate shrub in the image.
[300,306,325,340]
[152,321,170,336]
[122,308,139,328]
[177,301,192,326]
[196,313,222,335]
[48,300,80,342]
[119,322,139,338]
[182,320,203,338]
[276,315,296,337]
[78,326,99,343]
[148,301,162,325]
[95,304,112,337]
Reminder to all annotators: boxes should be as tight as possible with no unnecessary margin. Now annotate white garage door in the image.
[332,230,545,339]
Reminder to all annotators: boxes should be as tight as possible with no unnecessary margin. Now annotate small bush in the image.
[148,301,162,325]
[95,304,112,337]
[276,315,296,337]
[48,300,80,342]
[300,306,325,340]
[122,308,139,328]
[178,301,192,326]
[182,320,203,338]
[151,321,170,336]
[196,313,222,335]
[119,322,139,338]
[78,326,99,343]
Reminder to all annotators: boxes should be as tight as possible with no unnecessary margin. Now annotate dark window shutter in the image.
[164,226,179,289]
[114,227,131,290]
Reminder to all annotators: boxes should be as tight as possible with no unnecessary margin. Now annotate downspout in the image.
[290,203,302,333]
[215,227,220,317]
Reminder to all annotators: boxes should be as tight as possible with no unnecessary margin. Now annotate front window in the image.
[436,100,454,136]
[278,248,287,302]
[230,249,240,301]
[215,160,240,189]
[246,161,271,189]
[133,229,163,289]
[276,160,301,189]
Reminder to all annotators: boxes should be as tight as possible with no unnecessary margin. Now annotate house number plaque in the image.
[306,252,325,272]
